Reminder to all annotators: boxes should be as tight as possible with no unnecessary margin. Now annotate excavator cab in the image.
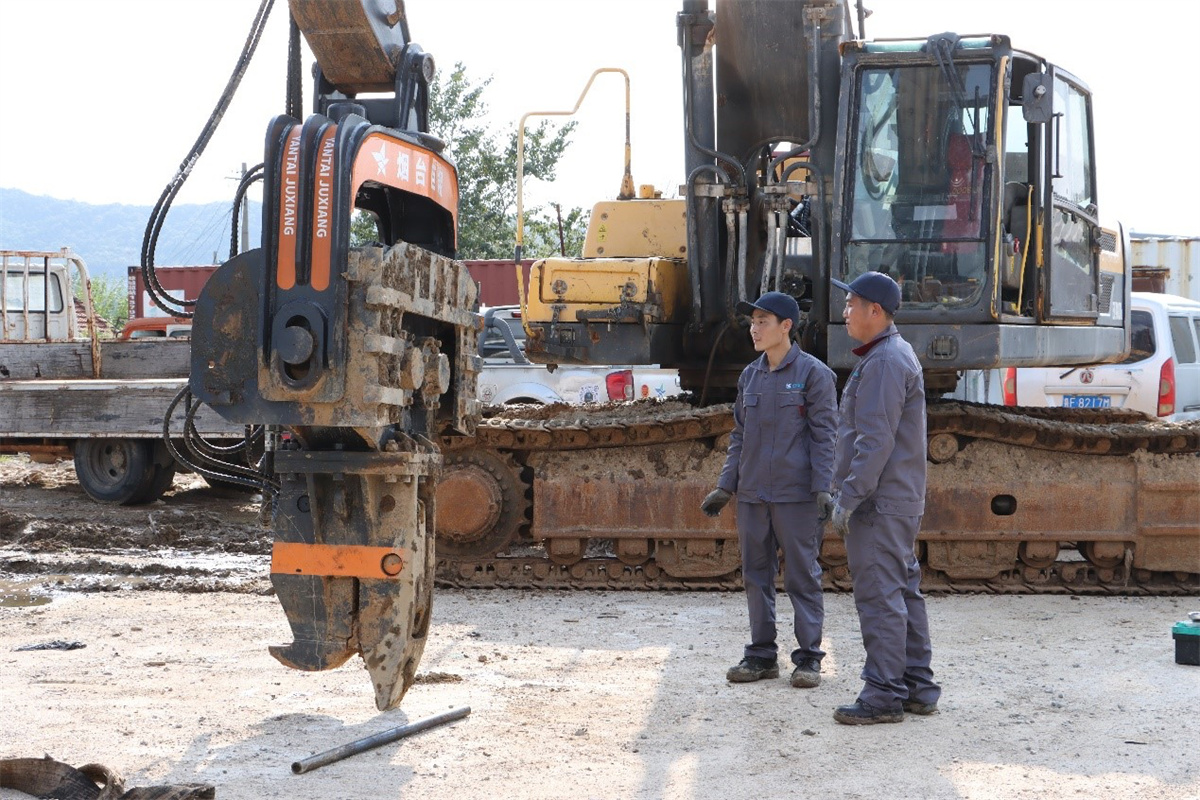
[828,35,1129,390]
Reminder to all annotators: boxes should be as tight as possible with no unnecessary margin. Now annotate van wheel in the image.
[73,439,157,505]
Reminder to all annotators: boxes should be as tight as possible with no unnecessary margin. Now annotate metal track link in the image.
[444,399,1200,457]
[442,400,734,452]
[436,557,1197,595]
[928,401,1200,455]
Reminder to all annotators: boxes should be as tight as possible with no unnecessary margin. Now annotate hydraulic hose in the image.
[141,0,275,319]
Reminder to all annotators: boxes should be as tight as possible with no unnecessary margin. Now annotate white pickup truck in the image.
[477,306,682,405]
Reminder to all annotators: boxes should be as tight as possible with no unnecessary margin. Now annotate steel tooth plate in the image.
[268,458,434,711]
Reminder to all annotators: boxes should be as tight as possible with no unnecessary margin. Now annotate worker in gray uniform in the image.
[827,271,941,725]
[700,291,838,689]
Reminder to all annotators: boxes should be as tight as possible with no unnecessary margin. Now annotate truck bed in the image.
[0,378,241,438]
[0,339,191,381]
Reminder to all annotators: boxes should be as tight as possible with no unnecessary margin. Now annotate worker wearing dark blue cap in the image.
[828,271,941,725]
[700,291,838,689]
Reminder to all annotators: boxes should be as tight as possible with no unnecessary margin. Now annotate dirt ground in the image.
[1,456,1198,800]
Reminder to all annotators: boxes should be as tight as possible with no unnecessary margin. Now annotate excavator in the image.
[443,0,1198,595]
[167,0,1197,709]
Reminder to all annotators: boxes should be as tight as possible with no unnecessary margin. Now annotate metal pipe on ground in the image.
[291,706,472,774]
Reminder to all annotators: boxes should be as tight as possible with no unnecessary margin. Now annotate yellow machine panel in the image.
[525,256,689,323]
[583,199,687,259]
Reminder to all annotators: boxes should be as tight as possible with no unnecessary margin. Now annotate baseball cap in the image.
[736,291,800,327]
[831,271,901,315]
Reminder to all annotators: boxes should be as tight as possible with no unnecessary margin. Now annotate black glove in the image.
[700,488,732,517]
[816,491,834,522]
[831,503,852,538]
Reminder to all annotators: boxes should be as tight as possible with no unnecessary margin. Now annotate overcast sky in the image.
[1,0,1197,236]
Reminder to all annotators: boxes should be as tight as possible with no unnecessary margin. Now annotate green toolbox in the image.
[1173,612,1200,666]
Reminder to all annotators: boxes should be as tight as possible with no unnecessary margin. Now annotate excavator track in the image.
[435,400,1200,595]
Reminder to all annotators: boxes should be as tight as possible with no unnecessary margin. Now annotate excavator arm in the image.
[186,0,480,710]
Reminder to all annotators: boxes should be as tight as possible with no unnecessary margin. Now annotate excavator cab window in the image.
[845,61,993,309]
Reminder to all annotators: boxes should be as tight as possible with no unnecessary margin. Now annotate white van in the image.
[1004,292,1200,421]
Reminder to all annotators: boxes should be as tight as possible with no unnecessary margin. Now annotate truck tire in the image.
[73,439,158,505]
[130,448,181,503]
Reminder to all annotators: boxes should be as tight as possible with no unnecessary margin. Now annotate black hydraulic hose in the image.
[163,387,262,490]
[685,164,731,329]
[183,398,268,481]
[141,0,275,319]
[698,321,730,408]
[286,13,303,120]
[229,163,265,259]
[162,385,275,494]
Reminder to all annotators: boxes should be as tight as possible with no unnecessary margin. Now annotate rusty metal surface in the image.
[431,400,1200,593]
[289,0,406,94]
[269,449,436,711]
[434,448,530,558]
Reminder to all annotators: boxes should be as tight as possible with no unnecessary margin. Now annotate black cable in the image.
[162,384,276,494]
[141,0,276,319]
[229,163,265,259]
[286,13,303,120]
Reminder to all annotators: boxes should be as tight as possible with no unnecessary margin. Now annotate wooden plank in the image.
[0,340,191,380]
[0,381,242,437]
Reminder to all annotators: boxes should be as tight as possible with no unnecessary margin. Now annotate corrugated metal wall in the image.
[464,260,532,308]
[1130,235,1199,301]
[126,265,218,319]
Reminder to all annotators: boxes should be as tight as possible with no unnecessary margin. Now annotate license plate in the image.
[1063,395,1112,408]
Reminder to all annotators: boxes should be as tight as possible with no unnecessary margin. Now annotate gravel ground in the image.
[1,456,1198,799]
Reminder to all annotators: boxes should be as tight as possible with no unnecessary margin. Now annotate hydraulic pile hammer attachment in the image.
[187,0,480,710]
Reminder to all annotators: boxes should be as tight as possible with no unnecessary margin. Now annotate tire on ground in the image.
[73,439,159,505]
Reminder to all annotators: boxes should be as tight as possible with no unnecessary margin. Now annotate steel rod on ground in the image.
[291,706,472,774]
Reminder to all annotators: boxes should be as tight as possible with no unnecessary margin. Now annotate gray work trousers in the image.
[736,500,825,666]
[844,505,940,710]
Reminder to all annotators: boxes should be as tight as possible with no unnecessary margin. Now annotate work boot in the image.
[790,657,821,688]
[726,656,779,683]
[902,699,939,715]
[833,700,904,725]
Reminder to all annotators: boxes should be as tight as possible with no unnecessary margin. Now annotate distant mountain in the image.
[0,188,262,282]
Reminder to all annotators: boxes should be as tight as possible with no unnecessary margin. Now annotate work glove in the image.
[831,503,852,538]
[816,491,834,522]
[700,488,733,518]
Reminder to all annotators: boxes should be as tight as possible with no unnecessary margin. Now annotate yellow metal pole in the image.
[514,68,634,331]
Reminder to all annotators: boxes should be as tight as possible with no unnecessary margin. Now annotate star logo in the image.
[372,142,389,175]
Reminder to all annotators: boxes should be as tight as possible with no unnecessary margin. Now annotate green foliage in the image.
[349,210,378,248]
[429,63,589,259]
[75,272,128,333]
[523,204,589,258]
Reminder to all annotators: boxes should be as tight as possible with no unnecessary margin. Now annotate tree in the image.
[75,273,128,334]
[523,204,589,258]
[350,63,588,258]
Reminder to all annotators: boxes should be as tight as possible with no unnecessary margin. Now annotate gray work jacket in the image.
[832,324,927,516]
[717,343,838,503]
